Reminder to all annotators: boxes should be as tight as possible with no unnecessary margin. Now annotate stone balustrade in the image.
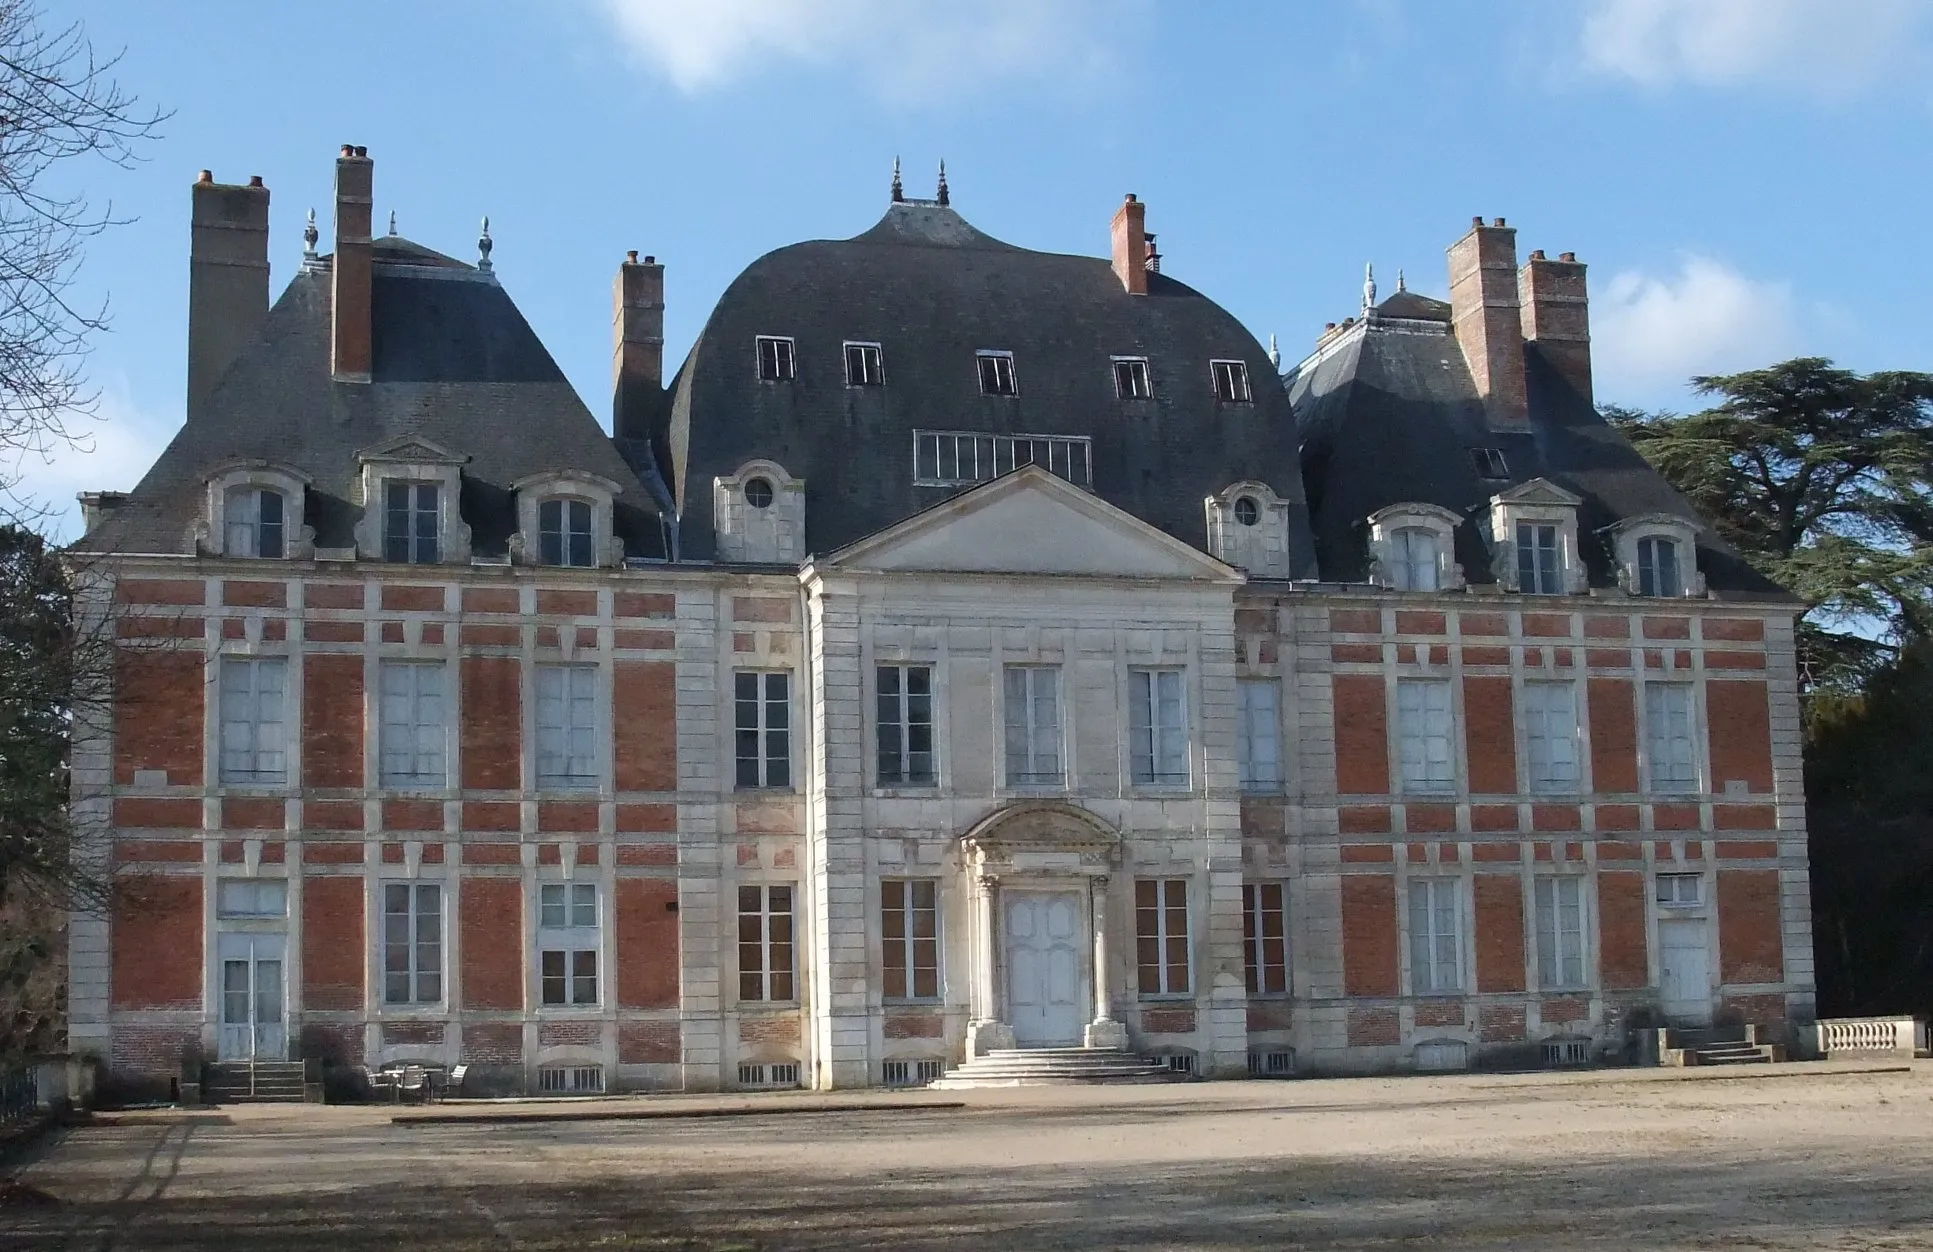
[1813,1016,1920,1059]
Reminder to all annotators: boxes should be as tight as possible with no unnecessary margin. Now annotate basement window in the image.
[756,335,795,382]
[976,350,1017,396]
[1113,357,1152,400]
[1470,447,1510,479]
[537,1066,604,1094]
[1211,360,1252,403]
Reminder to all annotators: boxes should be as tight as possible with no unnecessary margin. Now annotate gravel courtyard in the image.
[4,1064,1931,1250]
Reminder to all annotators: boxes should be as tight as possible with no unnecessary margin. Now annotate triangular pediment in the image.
[1492,476,1582,508]
[357,435,466,465]
[825,467,1241,582]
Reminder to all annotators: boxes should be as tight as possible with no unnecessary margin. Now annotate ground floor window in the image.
[881,879,939,1000]
[738,884,796,1002]
[537,882,600,1007]
[1242,881,1289,994]
[1135,878,1191,996]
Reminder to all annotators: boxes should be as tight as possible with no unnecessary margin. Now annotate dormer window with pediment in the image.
[1367,503,1463,592]
[512,470,622,569]
[715,459,805,565]
[353,436,471,565]
[1607,514,1705,598]
[200,461,313,560]
[1205,481,1295,579]
[1488,478,1586,595]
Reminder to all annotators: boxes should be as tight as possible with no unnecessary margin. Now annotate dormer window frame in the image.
[1606,514,1706,599]
[1112,356,1152,400]
[843,341,884,388]
[714,459,805,565]
[202,461,313,561]
[512,470,623,570]
[1367,503,1464,593]
[976,350,1018,397]
[756,335,796,383]
[1488,479,1587,596]
[1205,480,1296,579]
[353,437,471,566]
[1210,359,1252,404]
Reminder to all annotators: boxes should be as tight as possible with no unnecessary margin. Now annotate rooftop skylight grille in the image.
[912,430,1093,490]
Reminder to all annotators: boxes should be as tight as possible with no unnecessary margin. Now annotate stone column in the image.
[1084,874,1128,1050]
[966,873,1015,1056]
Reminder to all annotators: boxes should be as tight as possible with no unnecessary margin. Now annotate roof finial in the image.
[1397,268,1407,293]
[388,209,398,237]
[1363,262,1376,314]
[1268,333,1281,369]
[477,216,493,273]
[302,207,319,264]
[936,158,949,207]
[891,155,903,203]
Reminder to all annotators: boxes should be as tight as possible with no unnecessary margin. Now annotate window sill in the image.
[1399,789,1458,800]
[1129,785,1196,797]
[736,1002,802,1012]
[874,784,940,797]
[534,1005,604,1016]
[734,786,798,796]
[882,998,946,1008]
[1411,989,1465,1000]
[376,1005,449,1017]
[1245,990,1294,1001]
[1136,994,1196,1004]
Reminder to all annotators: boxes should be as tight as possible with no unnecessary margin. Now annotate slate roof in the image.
[1286,304,1785,596]
[662,200,1318,571]
[80,240,670,558]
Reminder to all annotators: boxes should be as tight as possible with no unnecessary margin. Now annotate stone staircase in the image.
[928,1047,1180,1089]
[204,1060,317,1103]
[1658,1024,1782,1067]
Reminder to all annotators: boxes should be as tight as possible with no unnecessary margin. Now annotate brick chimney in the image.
[1447,216,1528,430]
[612,250,664,445]
[187,170,270,418]
[331,145,373,382]
[1519,249,1592,406]
[1111,194,1148,295]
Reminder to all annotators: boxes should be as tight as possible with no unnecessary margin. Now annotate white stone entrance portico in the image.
[960,802,1130,1056]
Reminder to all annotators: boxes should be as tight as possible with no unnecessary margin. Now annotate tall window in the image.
[1534,877,1587,989]
[537,883,599,1007]
[876,665,935,786]
[1522,681,1580,794]
[1242,882,1289,995]
[1516,522,1561,594]
[976,350,1017,396]
[219,657,287,784]
[225,487,285,559]
[384,481,440,564]
[379,662,447,787]
[1129,668,1188,786]
[1237,678,1282,792]
[1396,678,1455,794]
[1135,878,1191,996]
[1003,665,1062,787]
[737,884,795,1001]
[1389,528,1440,591]
[1113,357,1151,399]
[538,498,594,568]
[1408,879,1462,993]
[1645,683,1697,792]
[1210,359,1252,402]
[735,671,791,789]
[382,883,443,1005]
[1637,537,1682,597]
[756,335,795,381]
[881,879,939,1000]
[844,342,884,387]
[536,665,599,790]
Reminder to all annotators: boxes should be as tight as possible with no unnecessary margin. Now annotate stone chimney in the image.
[1519,249,1592,406]
[1111,194,1148,296]
[187,170,270,417]
[1447,216,1528,430]
[331,145,373,382]
[612,250,665,445]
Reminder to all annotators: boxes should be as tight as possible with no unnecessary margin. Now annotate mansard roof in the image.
[663,199,1318,573]
[79,242,669,558]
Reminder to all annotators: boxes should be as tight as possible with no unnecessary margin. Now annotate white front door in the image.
[217,932,287,1061]
[1658,918,1711,1024]
[1005,891,1084,1046]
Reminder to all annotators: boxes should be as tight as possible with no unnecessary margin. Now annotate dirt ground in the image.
[4,1063,1932,1251]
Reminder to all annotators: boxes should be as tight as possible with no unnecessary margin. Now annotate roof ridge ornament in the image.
[1269,334,1281,369]
[1363,262,1376,314]
[388,209,398,237]
[936,158,949,207]
[891,155,903,203]
[477,216,493,273]
[1397,268,1407,293]
[302,207,319,267]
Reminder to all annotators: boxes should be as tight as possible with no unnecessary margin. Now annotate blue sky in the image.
[16,0,1933,536]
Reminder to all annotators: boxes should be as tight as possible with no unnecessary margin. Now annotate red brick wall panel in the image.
[1464,675,1516,795]
[460,1021,523,1065]
[381,584,446,612]
[1703,618,1766,643]
[115,649,204,786]
[536,589,598,617]
[619,1020,681,1063]
[460,877,524,1010]
[1474,874,1528,992]
[305,583,366,610]
[1347,1007,1399,1046]
[302,876,364,1011]
[114,798,201,830]
[462,587,519,614]
[1480,1004,1527,1042]
[613,660,677,793]
[615,878,680,1008]
[1718,869,1784,984]
[118,579,205,606]
[1141,1008,1197,1035]
[1587,678,1639,794]
[1341,875,1399,997]
[1332,674,1389,796]
[460,656,522,790]
[112,876,202,1009]
[615,592,676,619]
[303,653,364,788]
[1707,680,1775,795]
[1598,870,1648,991]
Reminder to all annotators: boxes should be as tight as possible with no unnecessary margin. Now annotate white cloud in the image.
[599,0,1136,101]
[1580,0,1929,91]
[1592,255,1797,398]
[1,384,175,542]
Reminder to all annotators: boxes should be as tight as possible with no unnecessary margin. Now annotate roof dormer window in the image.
[1488,478,1585,595]
[539,498,595,568]
[201,461,312,560]
[1470,448,1509,479]
[1113,357,1151,400]
[976,350,1017,396]
[1516,522,1562,594]
[1637,536,1682,597]
[1367,503,1462,593]
[225,486,285,559]
[1606,514,1704,599]
[1211,359,1251,403]
[385,482,441,564]
[844,342,883,387]
[757,335,795,382]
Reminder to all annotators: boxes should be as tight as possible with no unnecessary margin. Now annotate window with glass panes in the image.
[1397,678,1455,794]
[737,884,795,1001]
[1135,878,1191,996]
[756,335,795,381]
[382,883,443,1005]
[379,661,446,787]
[1408,878,1463,993]
[1390,528,1440,591]
[1645,683,1697,792]
[1534,877,1586,989]
[1002,665,1062,787]
[844,342,883,386]
[1211,359,1252,402]
[734,671,791,788]
[1113,357,1151,399]
[1638,536,1682,597]
[537,882,599,1006]
[1522,681,1581,793]
[1237,678,1282,791]
[1129,668,1188,786]
[219,657,287,784]
[225,486,285,558]
[1516,521,1561,593]
[1242,882,1289,994]
[538,498,595,567]
[876,665,935,786]
[384,481,440,563]
[881,879,939,1000]
[536,665,599,789]
[976,351,1017,396]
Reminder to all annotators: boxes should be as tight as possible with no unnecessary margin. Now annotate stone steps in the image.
[1691,1044,1775,1066]
[928,1047,1180,1089]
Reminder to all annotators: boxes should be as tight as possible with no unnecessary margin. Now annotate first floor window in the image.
[219,656,288,784]
[1522,681,1581,794]
[224,486,285,559]
[1408,878,1462,994]
[1516,521,1561,594]
[738,884,796,1001]
[1534,877,1586,989]
[538,882,599,1006]
[536,665,599,789]
[1397,678,1455,794]
[379,661,447,787]
[877,664,935,786]
[1135,878,1191,996]
[1645,683,1697,793]
[539,498,595,567]
[881,879,939,1000]
[1237,678,1282,792]
[384,481,440,564]
[1656,872,1703,907]
[1242,882,1289,995]
[756,335,795,381]
[1130,668,1189,786]
[1003,665,1062,787]
[1390,527,1440,591]
[383,882,443,1005]
[1637,536,1683,597]
[735,671,791,789]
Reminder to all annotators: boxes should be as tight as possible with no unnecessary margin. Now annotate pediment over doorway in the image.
[959,801,1121,875]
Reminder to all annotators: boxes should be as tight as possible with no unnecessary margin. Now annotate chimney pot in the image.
[1325,322,1336,331]
[248,175,263,188]
[1493,217,1506,227]
[353,145,367,158]
[1125,193,1137,203]
[1529,249,1546,260]
[340,144,354,158]
[1559,251,1576,262]
[643,255,654,264]
[626,250,638,263]
[1472,216,1483,227]
[197,169,213,184]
